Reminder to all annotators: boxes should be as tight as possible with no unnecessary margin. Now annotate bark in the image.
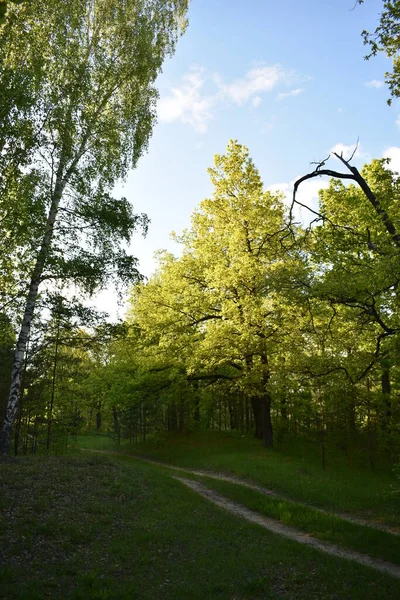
[251,396,263,439]
[261,393,273,448]
[260,354,273,448]
[251,394,273,447]
[381,367,392,432]
[46,321,60,451]
[112,407,120,444]
[0,159,68,455]
[96,409,102,430]
[292,154,400,248]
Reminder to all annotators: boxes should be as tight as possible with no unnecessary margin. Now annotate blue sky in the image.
[101,0,400,315]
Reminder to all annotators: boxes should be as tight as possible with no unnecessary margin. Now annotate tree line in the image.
[1,1,400,465]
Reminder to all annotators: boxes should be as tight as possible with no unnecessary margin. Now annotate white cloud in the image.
[364,80,384,89]
[158,63,303,132]
[218,64,293,105]
[382,146,400,173]
[268,176,330,225]
[158,67,216,133]
[277,87,304,100]
[330,142,362,161]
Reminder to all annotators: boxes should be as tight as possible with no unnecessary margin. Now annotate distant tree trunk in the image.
[261,393,273,448]
[366,378,375,471]
[47,320,60,451]
[245,395,250,432]
[96,402,102,430]
[347,398,357,443]
[251,396,263,439]
[381,366,391,432]
[250,394,273,447]
[112,407,120,444]
[228,399,238,430]
[13,402,23,456]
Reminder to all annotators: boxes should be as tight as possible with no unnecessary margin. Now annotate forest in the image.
[2,1,400,599]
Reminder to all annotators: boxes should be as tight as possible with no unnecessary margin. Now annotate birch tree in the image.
[0,0,188,454]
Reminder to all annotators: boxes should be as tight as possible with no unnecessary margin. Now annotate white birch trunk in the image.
[0,165,67,455]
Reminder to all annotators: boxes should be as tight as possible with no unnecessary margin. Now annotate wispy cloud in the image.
[158,67,216,133]
[158,63,303,133]
[277,88,304,100]
[364,79,384,89]
[330,142,363,161]
[217,64,293,105]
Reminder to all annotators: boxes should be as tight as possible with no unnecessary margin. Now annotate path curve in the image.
[129,454,400,536]
[175,476,400,580]
[80,449,399,535]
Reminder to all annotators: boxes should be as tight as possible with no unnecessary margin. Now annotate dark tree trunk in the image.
[381,367,391,432]
[251,395,273,446]
[251,396,263,439]
[96,409,102,431]
[261,393,273,448]
[194,396,200,423]
[47,321,60,452]
[112,407,120,444]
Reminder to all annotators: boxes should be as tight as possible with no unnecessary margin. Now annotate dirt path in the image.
[81,449,399,535]
[128,454,400,536]
[175,476,400,580]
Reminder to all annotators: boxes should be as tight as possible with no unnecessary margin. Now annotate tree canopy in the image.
[0,0,189,454]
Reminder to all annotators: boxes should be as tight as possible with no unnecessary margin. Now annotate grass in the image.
[2,452,400,599]
[180,472,400,565]
[77,430,399,525]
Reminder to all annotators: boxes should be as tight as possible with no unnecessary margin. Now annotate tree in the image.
[359,0,400,102]
[130,141,301,446]
[0,1,24,24]
[0,0,188,454]
[292,152,400,450]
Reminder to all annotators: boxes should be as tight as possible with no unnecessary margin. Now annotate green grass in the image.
[2,453,400,599]
[181,472,400,565]
[81,430,399,525]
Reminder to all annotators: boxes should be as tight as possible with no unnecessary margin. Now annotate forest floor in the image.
[1,433,400,599]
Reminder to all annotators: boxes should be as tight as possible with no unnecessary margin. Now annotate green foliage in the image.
[361,0,400,103]
[0,1,24,25]
[0,0,189,453]
[0,0,188,300]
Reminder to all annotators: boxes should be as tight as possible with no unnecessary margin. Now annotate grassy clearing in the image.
[1,454,400,599]
[77,431,399,525]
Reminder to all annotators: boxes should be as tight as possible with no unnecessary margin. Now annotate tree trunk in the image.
[96,408,102,430]
[0,161,67,455]
[261,393,273,448]
[381,366,391,432]
[251,394,273,446]
[112,407,120,444]
[47,320,60,452]
[251,396,263,439]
